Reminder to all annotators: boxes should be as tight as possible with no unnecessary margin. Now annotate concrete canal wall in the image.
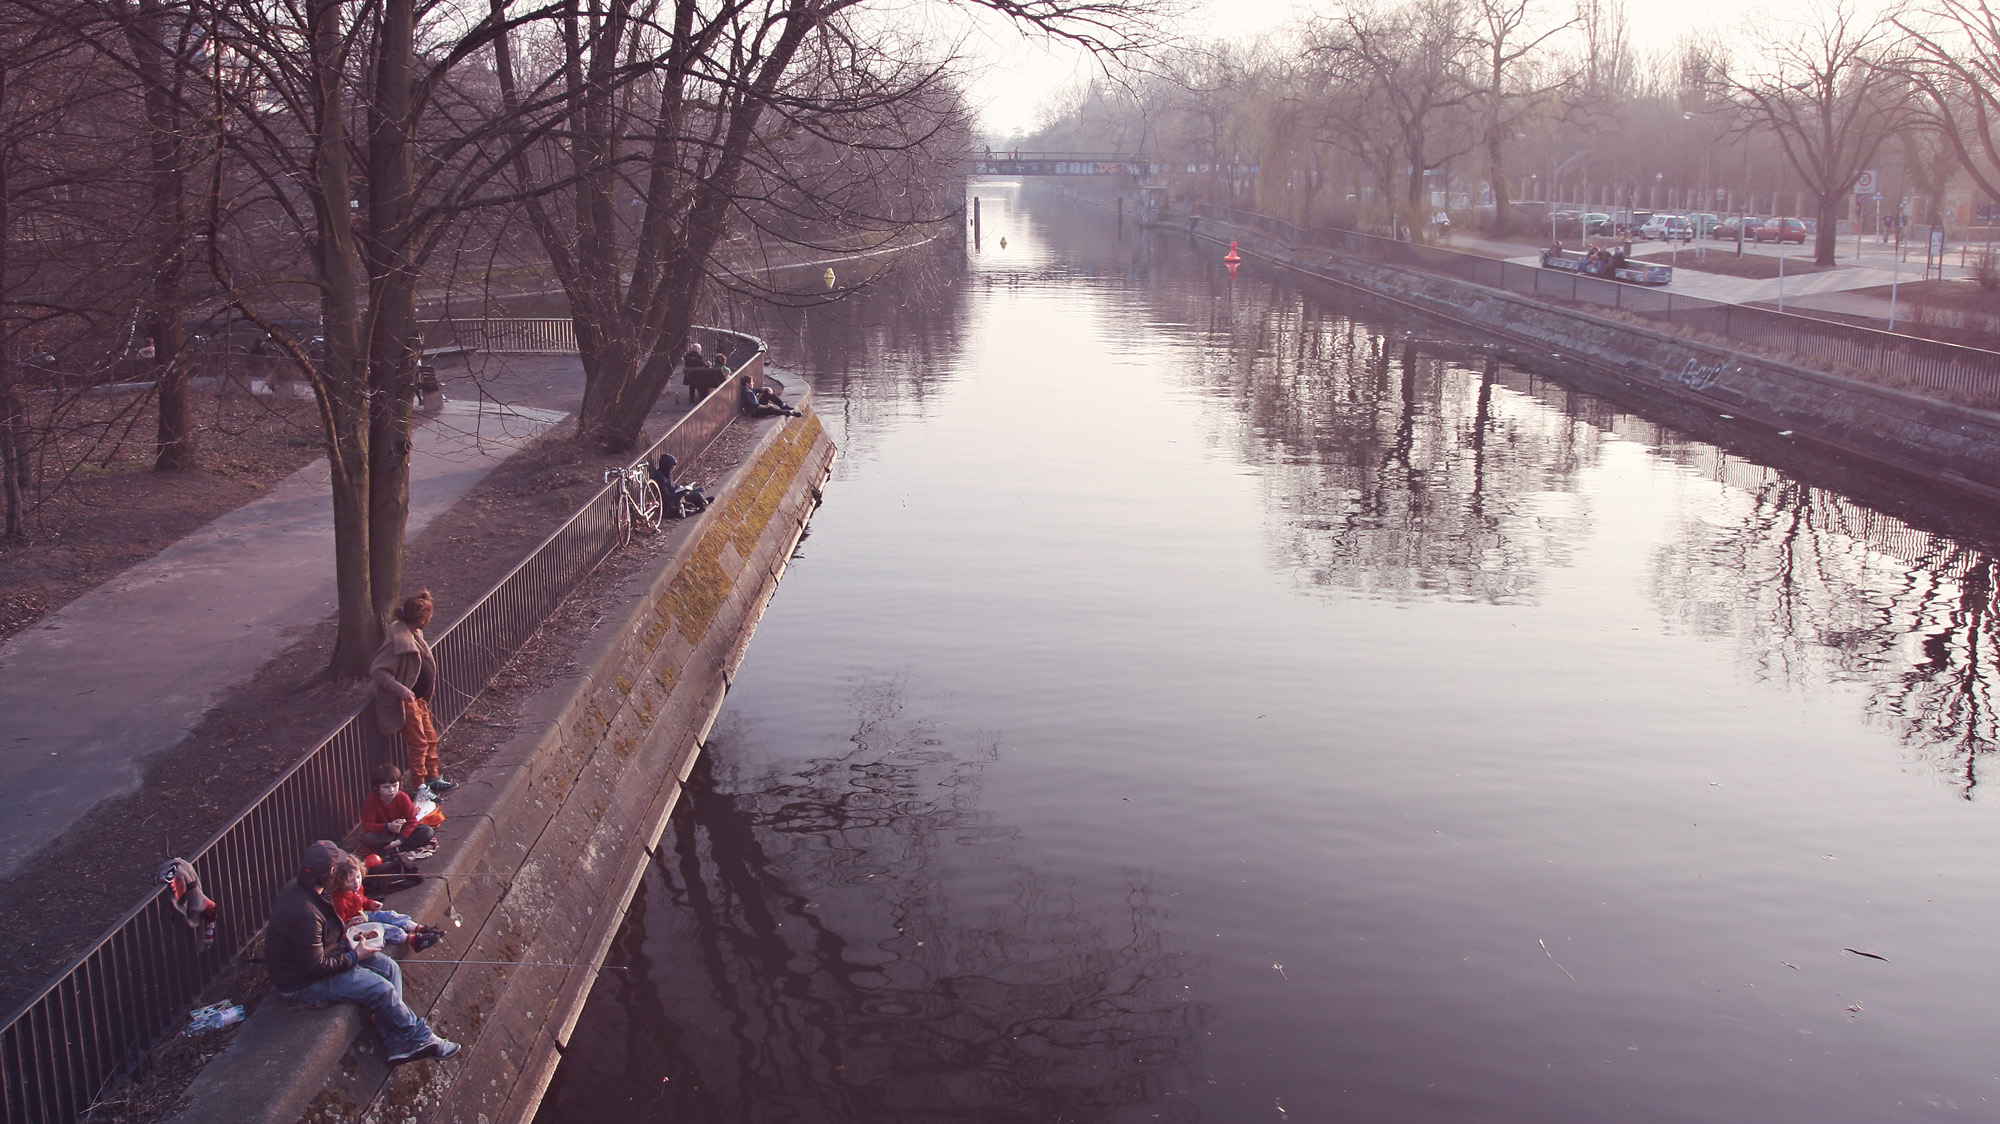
[164,406,836,1124]
[1183,213,2000,507]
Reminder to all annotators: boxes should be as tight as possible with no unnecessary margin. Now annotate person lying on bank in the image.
[264,840,460,1066]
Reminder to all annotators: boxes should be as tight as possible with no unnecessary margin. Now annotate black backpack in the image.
[364,852,422,896]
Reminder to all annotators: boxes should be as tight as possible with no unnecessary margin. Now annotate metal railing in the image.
[1187,203,2000,407]
[0,325,764,1124]
[418,318,578,354]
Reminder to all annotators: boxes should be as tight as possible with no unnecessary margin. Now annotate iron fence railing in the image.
[418,318,578,354]
[0,325,764,1124]
[1186,203,2000,406]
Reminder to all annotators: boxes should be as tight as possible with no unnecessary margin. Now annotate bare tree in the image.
[202,0,557,673]
[113,0,204,469]
[1309,0,1478,242]
[1710,1,1912,265]
[498,0,1158,454]
[1468,0,1575,235]
[1898,0,2000,213]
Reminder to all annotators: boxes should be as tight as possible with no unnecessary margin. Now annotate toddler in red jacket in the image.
[329,854,443,952]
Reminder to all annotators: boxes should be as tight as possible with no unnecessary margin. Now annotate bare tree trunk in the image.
[364,0,416,622]
[0,61,18,541]
[122,0,194,469]
[1815,191,1839,265]
[1485,123,1512,236]
[306,0,378,677]
[0,387,22,539]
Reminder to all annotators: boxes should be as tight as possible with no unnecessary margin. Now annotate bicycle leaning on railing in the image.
[604,463,663,545]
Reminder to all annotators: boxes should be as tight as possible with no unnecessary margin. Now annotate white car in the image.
[1638,214,1696,242]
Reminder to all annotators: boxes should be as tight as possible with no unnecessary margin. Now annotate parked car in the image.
[1549,211,1615,236]
[1711,215,1759,240]
[1638,214,1696,242]
[1753,217,1808,244]
[1687,212,1721,237]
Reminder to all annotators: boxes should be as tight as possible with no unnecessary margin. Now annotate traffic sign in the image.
[1854,169,1877,195]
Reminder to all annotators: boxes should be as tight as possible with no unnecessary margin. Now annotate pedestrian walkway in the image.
[0,378,570,879]
[1450,231,1967,315]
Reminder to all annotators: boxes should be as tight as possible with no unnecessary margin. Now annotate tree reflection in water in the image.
[1648,466,2000,796]
[1173,264,2000,798]
[539,674,1207,1123]
[1178,283,1611,605]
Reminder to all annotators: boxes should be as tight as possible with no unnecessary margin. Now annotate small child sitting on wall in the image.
[359,764,438,859]
[329,853,443,951]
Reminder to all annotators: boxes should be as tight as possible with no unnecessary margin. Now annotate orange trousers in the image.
[401,698,439,785]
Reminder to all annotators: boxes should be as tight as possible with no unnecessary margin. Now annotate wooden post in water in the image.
[973,197,982,246]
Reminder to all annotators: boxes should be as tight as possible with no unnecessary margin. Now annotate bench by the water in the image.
[1539,249,1672,286]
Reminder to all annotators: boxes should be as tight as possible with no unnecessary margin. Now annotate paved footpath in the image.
[1450,232,1970,324]
[0,358,589,879]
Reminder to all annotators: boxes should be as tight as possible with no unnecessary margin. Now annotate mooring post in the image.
[973,196,982,245]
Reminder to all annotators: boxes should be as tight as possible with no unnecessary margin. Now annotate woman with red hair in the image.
[369,590,454,796]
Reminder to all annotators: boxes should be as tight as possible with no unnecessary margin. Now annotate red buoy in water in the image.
[1223,241,1241,264]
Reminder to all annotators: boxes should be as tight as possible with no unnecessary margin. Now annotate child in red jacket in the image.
[359,764,437,858]
[329,854,443,951]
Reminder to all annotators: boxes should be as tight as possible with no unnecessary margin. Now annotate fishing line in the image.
[402,958,630,969]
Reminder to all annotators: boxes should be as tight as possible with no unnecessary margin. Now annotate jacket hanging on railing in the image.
[158,858,217,950]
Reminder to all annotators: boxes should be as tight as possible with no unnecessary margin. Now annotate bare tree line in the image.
[0,0,1160,675]
[1033,0,2000,268]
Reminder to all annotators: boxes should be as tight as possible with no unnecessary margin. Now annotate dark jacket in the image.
[266,878,357,993]
[369,620,435,735]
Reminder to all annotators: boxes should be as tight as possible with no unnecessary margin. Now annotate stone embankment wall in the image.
[165,407,836,1124]
[1190,215,2000,506]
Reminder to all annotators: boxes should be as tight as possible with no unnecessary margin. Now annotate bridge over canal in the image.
[968,150,1259,177]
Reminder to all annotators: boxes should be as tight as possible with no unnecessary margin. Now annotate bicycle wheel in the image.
[612,488,633,546]
[636,479,664,533]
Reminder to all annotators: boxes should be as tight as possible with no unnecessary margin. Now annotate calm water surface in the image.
[538,187,2000,1123]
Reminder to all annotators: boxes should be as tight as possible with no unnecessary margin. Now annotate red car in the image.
[1753,217,1808,244]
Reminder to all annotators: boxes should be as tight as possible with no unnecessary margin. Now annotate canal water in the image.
[537,186,2000,1123]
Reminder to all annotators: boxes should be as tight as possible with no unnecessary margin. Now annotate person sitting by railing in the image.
[1541,240,1564,266]
[358,764,437,858]
[738,378,798,418]
[265,840,460,1066]
[329,853,444,952]
[649,453,710,517]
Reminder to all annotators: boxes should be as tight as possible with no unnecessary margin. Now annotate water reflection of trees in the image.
[716,244,969,463]
[1649,469,2000,796]
[1168,271,1608,603]
[539,676,1206,1123]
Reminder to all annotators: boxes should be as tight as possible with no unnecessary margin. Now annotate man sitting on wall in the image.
[265,840,460,1066]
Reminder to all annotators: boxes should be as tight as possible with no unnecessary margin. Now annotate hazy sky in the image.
[960,0,1772,137]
